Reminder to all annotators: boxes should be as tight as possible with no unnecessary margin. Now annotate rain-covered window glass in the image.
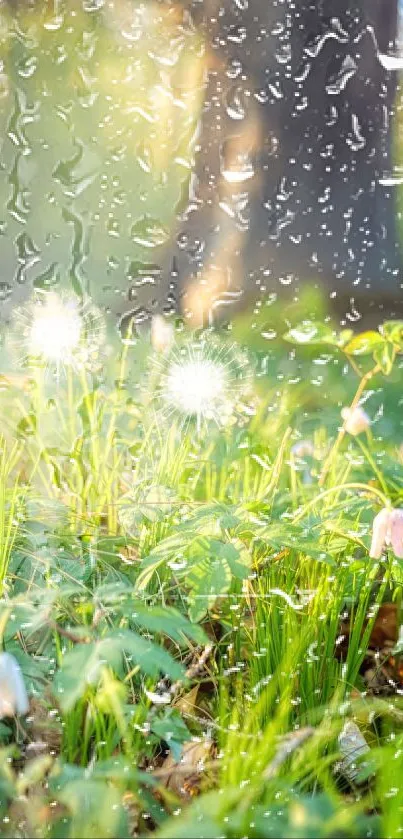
[0,0,401,328]
[2,4,403,838]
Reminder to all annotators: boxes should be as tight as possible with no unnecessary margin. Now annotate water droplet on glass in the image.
[131,217,169,248]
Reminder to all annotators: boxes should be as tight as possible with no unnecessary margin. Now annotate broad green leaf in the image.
[53,639,124,711]
[94,538,133,565]
[343,331,385,356]
[156,792,223,838]
[53,631,183,711]
[88,757,155,785]
[135,531,196,590]
[151,709,190,760]
[379,320,403,348]
[176,503,240,535]
[128,604,207,644]
[0,747,16,801]
[118,485,178,535]
[212,539,251,580]
[107,629,183,681]
[135,556,167,592]
[142,531,194,558]
[261,524,335,564]
[186,557,231,622]
[55,779,127,839]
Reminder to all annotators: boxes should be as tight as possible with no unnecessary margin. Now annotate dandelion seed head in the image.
[29,294,82,363]
[154,336,250,430]
[164,357,228,419]
[10,291,106,377]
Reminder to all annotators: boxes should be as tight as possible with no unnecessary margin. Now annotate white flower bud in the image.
[390,509,403,560]
[370,507,391,559]
[0,653,29,718]
[370,507,403,560]
[341,406,370,436]
[291,440,315,459]
[151,315,174,354]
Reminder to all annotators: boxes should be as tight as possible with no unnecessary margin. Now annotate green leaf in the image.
[343,331,385,356]
[379,320,403,348]
[135,531,195,591]
[88,757,155,785]
[261,523,335,564]
[373,341,396,375]
[186,557,231,622]
[108,629,184,681]
[94,538,132,564]
[53,639,123,711]
[128,604,207,645]
[17,411,37,438]
[53,630,183,711]
[151,709,190,760]
[118,485,178,535]
[212,539,251,580]
[156,793,222,838]
[176,503,240,535]
[55,779,128,839]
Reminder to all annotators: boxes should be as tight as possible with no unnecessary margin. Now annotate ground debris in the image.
[154,738,215,797]
[337,603,403,695]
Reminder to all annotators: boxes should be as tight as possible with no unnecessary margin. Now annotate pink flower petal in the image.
[390,509,403,560]
[370,507,391,559]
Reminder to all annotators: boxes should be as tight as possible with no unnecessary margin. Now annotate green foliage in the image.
[0,316,403,837]
[53,629,184,712]
[286,318,403,376]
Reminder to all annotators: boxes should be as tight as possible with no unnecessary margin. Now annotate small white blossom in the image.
[144,688,171,705]
[341,406,370,436]
[0,653,29,718]
[370,507,403,559]
[291,440,315,459]
[151,315,174,354]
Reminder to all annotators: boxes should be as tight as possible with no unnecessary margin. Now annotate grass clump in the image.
[0,301,403,837]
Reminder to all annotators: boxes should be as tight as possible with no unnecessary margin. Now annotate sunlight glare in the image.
[29,294,82,364]
[164,357,228,420]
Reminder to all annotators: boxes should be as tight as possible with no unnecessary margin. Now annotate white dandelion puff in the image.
[29,293,82,364]
[153,336,250,431]
[11,291,105,377]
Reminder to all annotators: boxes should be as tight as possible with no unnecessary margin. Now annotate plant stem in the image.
[319,362,381,487]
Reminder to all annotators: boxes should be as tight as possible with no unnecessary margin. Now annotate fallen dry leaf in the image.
[368,603,398,649]
[174,685,200,717]
[154,738,215,798]
[25,697,62,757]
[338,604,401,696]
[122,791,141,838]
